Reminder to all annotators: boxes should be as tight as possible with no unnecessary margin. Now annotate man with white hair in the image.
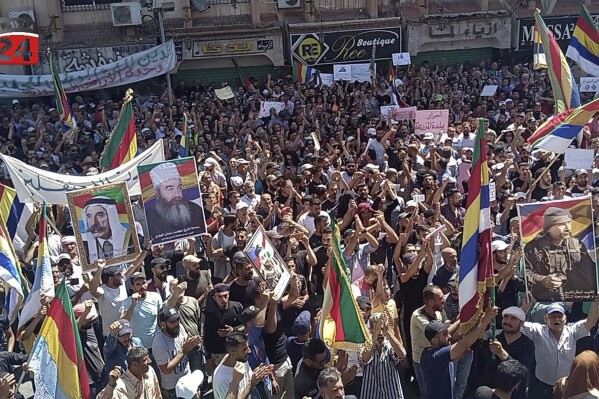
[146,162,206,240]
[83,196,134,264]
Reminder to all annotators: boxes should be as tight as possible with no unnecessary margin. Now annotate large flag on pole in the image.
[0,184,24,241]
[29,281,91,399]
[17,203,55,333]
[232,59,254,91]
[319,220,371,350]
[369,43,376,83]
[534,9,573,113]
[292,61,316,84]
[567,5,599,77]
[0,215,26,323]
[458,118,495,335]
[528,97,599,153]
[48,49,76,135]
[99,89,138,170]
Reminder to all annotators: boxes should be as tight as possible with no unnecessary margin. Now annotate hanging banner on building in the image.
[290,27,402,66]
[517,15,599,50]
[0,140,165,204]
[0,41,177,98]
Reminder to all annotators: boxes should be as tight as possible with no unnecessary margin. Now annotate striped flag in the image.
[292,61,316,84]
[567,5,599,77]
[29,281,90,399]
[0,184,24,241]
[232,59,254,91]
[319,220,370,350]
[17,203,55,333]
[528,97,599,153]
[48,49,76,135]
[458,118,495,335]
[535,9,573,113]
[99,89,138,170]
[0,215,26,323]
[179,113,191,158]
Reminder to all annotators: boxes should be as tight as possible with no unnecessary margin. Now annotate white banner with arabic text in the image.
[0,41,177,98]
[0,140,165,204]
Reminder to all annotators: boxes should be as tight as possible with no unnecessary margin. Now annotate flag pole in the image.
[525,152,560,196]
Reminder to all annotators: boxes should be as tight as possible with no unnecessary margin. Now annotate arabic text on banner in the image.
[214,86,235,100]
[0,41,177,98]
[414,110,449,135]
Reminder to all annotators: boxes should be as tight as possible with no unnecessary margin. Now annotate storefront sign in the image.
[290,27,401,66]
[517,15,599,50]
[191,39,274,57]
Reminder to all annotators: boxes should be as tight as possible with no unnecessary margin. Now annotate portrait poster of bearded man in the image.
[518,196,598,302]
[66,182,141,270]
[138,157,207,245]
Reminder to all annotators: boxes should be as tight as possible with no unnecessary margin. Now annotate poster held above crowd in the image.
[66,182,140,270]
[518,196,598,302]
[243,226,290,300]
[137,157,207,245]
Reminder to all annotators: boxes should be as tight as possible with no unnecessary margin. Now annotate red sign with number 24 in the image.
[0,32,39,65]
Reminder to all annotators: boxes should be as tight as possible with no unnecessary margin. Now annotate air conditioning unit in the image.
[277,0,301,9]
[8,10,36,30]
[111,2,143,27]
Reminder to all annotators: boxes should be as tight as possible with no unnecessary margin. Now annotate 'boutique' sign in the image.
[290,27,402,66]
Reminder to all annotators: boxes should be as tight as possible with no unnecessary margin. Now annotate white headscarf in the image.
[83,196,129,263]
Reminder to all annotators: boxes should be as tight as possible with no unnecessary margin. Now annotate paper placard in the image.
[565,148,595,170]
[580,77,599,93]
[214,86,234,100]
[333,65,351,81]
[413,194,425,203]
[257,101,285,118]
[414,109,449,135]
[489,181,496,202]
[392,106,417,121]
[310,132,321,152]
[481,85,498,97]
[320,73,334,87]
[425,224,447,240]
[333,63,373,82]
[392,52,411,66]
[380,105,400,118]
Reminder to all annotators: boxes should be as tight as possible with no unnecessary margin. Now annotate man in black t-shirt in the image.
[475,360,528,399]
[511,162,531,193]
[569,169,591,196]
[227,252,254,306]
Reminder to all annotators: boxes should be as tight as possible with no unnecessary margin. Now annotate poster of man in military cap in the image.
[518,196,598,302]
[137,157,207,245]
[66,182,140,270]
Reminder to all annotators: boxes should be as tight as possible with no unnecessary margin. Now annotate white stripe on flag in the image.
[532,134,578,153]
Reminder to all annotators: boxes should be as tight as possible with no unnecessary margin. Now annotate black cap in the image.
[151,257,171,268]
[239,306,260,324]
[213,283,230,293]
[102,266,121,278]
[160,307,180,323]
[232,251,248,265]
[425,321,450,341]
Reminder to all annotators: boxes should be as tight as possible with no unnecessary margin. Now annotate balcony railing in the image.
[61,0,121,12]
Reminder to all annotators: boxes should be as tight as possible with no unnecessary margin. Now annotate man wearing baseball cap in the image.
[476,307,534,399]
[523,206,596,301]
[421,306,498,399]
[520,300,599,397]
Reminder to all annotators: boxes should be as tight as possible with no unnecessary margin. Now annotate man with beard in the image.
[204,283,244,371]
[181,254,212,304]
[568,169,591,196]
[476,307,534,399]
[521,301,599,397]
[492,241,525,318]
[440,189,465,231]
[146,257,176,300]
[228,252,254,306]
[421,307,498,399]
[89,260,129,336]
[82,196,135,264]
[524,207,597,301]
[298,197,330,236]
[146,162,206,240]
[152,307,202,398]
[122,272,163,348]
[103,319,143,373]
[294,338,330,398]
[213,332,273,399]
[530,167,552,202]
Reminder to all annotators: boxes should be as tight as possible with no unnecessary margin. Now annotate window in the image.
[61,0,121,12]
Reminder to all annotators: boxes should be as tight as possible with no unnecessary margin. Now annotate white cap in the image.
[12,99,19,105]
[230,176,243,186]
[423,132,434,140]
[502,306,526,322]
[405,200,418,209]
[301,164,313,172]
[175,370,205,399]
[514,192,527,200]
[141,127,151,134]
[367,127,376,136]
[491,240,509,252]
[236,202,249,211]
[203,157,218,167]
[364,164,378,172]
[149,162,181,189]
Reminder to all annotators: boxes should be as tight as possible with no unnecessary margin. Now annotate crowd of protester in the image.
[2,58,599,399]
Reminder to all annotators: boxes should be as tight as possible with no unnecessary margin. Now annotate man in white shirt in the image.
[89,260,129,336]
[298,198,330,237]
[240,181,261,210]
[213,332,272,399]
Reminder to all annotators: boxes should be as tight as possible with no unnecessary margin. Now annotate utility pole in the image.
[154,7,174,106]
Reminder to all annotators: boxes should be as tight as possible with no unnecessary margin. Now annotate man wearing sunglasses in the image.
[147,257,175,300]
[294,338,329,399]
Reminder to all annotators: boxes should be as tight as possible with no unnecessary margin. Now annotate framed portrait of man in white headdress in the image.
[66,182,140,270]
[137,157,207,245]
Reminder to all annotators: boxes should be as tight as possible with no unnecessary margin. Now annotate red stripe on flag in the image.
[109,117,136,169]
[328,263,345,341]
[577,16,599,45]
